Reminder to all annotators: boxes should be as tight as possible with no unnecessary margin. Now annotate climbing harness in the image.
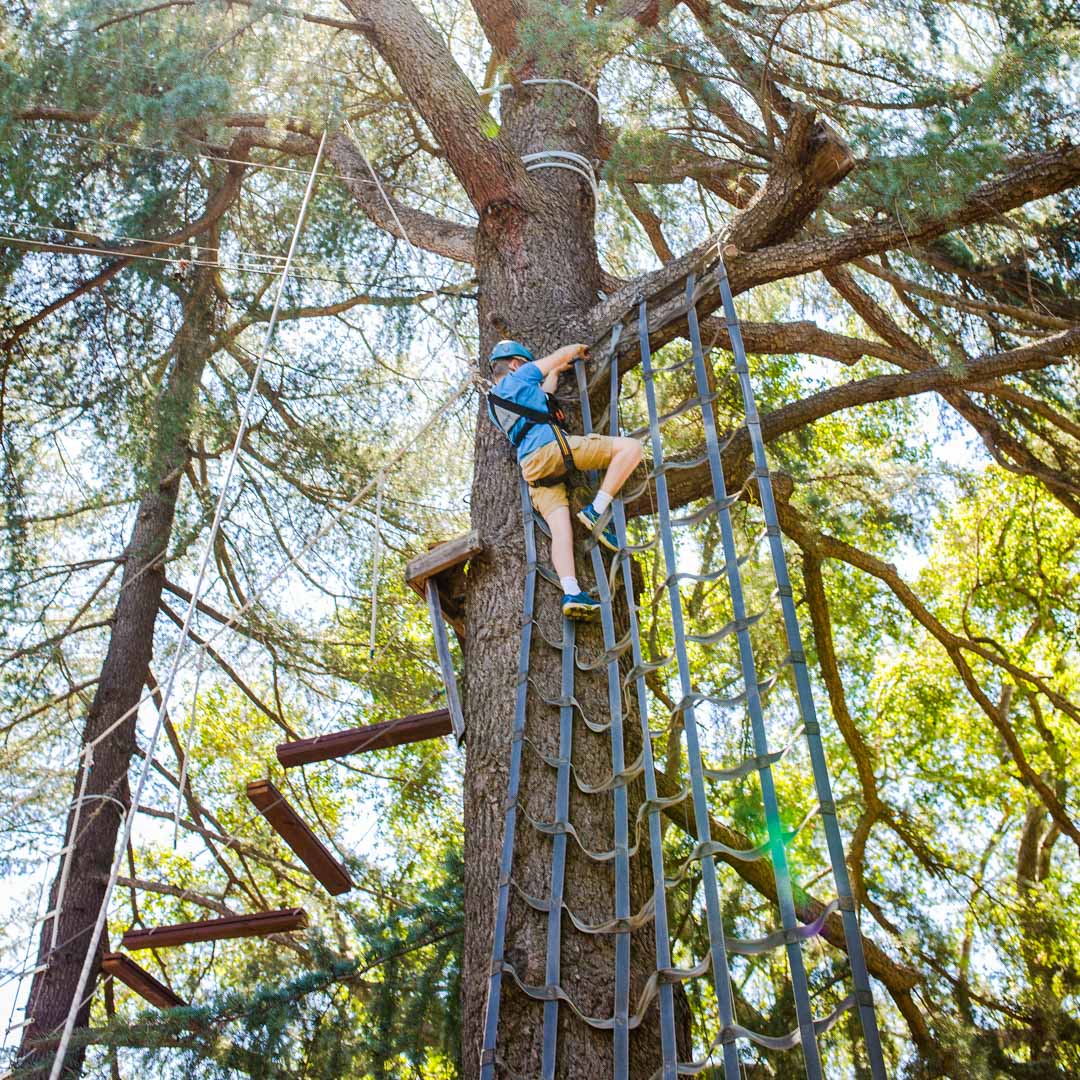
[479,253,887,1080]
[487,390,577,484]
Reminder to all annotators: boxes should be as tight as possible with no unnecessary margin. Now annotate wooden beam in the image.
[246,779,353,896]
[121,908,308,951]
[101,953,187,1010]
[276,708,453,767]
[404,529,482,595]
[406,530,482,639]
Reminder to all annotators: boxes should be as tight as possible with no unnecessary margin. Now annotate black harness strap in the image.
[488,391,577,485]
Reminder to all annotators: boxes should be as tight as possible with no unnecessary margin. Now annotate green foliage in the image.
[1,0,1077,1076]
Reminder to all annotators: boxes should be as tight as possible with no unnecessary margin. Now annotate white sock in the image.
[560,576,580,595]
[591,490,613,514]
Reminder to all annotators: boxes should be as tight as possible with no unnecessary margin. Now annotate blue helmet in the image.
[489,339,535,366]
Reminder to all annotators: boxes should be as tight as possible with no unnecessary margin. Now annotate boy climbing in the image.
[487,339,644,620]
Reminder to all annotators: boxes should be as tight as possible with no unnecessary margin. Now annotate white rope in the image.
[520,150,600,204]
[343,115,477,367]
[368,480,383,660]
[0,228,369,288]
[57,132,475,220]
[343,113,479,672]
[477,77,601,109]
[10,372,473,823]
[11,109,480,825]
[47,746,92,953]
[476,79,602,205]
[45,129,330,1080]
[172,639,206,848]
[3,858,51,1045]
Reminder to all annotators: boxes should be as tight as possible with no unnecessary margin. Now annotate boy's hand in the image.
[537,342,591,377]
[556,343,589,370]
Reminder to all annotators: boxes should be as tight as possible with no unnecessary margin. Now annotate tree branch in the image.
[626,325,1079,518]
[157,601,300,737]
[826,265,1080,517]
[92,0,371,32]
[654,768,936,1058]
[777,505,1080,851]
[340,0,528,212]
[734,142,1080,292]
[2,161,246,347]
[325,132,476,262]
[618,181,674,263]
[468,0,527,58]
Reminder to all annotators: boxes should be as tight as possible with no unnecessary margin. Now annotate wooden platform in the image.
[276,708,452,767]
[405,529,482,639]
[246,779,353,895]
[121,908,308,951]
[102,952,187,1009]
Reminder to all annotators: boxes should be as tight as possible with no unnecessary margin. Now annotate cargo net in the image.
[480,260,888,1080]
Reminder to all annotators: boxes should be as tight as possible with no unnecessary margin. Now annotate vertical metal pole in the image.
[426,579,465,743]
[713,260,887,1078]
[638,300,742,1080]
[575,345,631,1075]
[479,482,539,1079]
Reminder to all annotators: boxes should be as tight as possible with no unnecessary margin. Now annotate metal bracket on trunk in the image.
[405,530,483,744]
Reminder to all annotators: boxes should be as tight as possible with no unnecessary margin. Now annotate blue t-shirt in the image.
[488,361,557,462]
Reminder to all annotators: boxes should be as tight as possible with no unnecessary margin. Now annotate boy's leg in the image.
[542,505,576,582]
[568,435,644,552]
[568,434,644,502]
[530,490,600,619]
[596,436,643,500]
[522,445,575,579]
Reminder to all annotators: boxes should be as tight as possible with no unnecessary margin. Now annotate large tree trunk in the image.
[19,255,217,1076]
[462,80,674,1078]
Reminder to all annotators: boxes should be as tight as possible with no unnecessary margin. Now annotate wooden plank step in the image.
[276,708,452,767]
[405,529,482,639]
[121,908,308,951]
[404,529,482,595]
[101,952,187,1010]
[246,779,353,896]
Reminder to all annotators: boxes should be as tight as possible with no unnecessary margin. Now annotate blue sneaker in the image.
[577,503,619,552]
[562,591,601,620]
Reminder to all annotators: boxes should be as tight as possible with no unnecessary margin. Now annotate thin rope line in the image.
[477,77,601,109]
[7,214,472,279]
[342,116,477,367]
[47,746,93,954]
[173,640,206,849]
[47,131,476,221]
[0,229,373,287]
[44,129,330,1080]
[9,373,474,820]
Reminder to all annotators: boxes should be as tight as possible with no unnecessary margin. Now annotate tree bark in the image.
[19,253,219,1076]
[460,72,675,1076]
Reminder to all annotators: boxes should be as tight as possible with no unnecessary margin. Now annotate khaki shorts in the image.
[520,433,618,519]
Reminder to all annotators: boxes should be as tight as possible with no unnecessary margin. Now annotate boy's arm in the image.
[534,342,588,378]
